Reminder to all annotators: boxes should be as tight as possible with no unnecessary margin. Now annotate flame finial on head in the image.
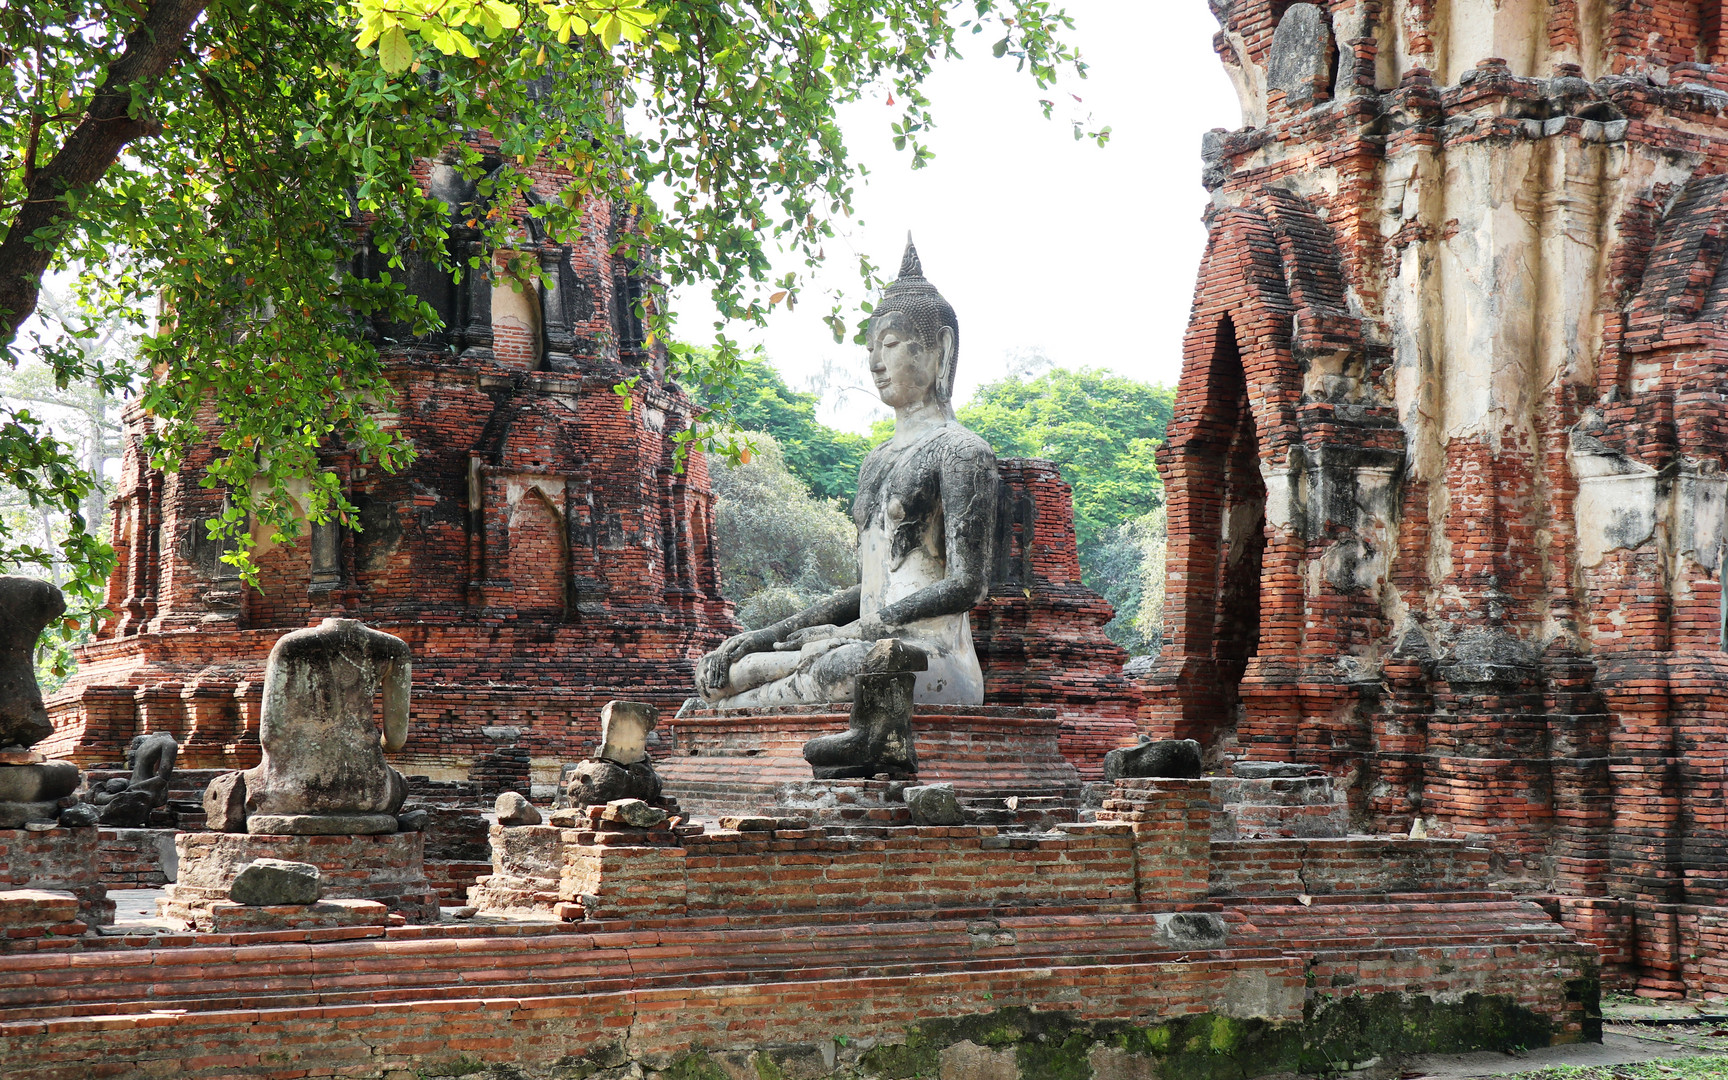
[899,233,924,279]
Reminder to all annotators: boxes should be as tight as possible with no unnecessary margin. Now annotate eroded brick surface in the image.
[1145,0,1728,997]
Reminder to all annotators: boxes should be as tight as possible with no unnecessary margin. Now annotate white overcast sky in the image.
[669,0,1242,433]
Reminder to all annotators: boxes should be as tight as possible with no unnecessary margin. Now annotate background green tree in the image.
[689,352,874,504]
[957,367,1173,558]
[708,432,859,630]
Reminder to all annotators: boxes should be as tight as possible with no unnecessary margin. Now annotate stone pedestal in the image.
[195,898,390,933]
[659,703,1081,820]
[0,826,112,926]
[159,831,439,924]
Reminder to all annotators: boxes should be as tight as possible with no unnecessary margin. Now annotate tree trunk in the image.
[0,0,207,344]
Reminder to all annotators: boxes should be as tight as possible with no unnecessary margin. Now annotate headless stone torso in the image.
[245,618,411,819]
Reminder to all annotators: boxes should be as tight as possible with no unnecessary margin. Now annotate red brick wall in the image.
[1142,0,1728,997]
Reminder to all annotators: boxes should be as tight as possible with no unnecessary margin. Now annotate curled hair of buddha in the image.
[873,235,959,403]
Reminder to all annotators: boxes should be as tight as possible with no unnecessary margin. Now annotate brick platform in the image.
[0,777,1601,1078]
[196,899,391,933]
[0,827,111,928]
[660,703,1082,818]
[159,831,439,925]
[0,889,91,947]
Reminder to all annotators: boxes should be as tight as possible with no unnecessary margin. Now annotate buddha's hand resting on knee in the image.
[697,629,776,697]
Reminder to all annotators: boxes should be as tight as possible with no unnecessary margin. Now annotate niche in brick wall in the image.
[1206,317,1267,728]
[491,266,543,373]
[508,488,569,620]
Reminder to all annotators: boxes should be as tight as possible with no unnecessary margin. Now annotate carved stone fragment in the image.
[1266,3,1333,108]
[0,575,64,749]
[597,700,657,766]
[803,638,924,779]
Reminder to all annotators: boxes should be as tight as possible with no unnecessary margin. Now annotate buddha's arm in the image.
[741,586,864,652]
[874,448,996,628]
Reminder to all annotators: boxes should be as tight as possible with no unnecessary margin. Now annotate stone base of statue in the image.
[0,825,113,926]
[659,703,1080,821]
[159,831,439,925]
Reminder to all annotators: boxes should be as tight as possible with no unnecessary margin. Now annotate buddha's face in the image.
[868,310,947,409]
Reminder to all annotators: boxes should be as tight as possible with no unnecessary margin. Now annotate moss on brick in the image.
[852,993,1568,1080]
[657,1052,734,1080]
[1299,992,1556,1072]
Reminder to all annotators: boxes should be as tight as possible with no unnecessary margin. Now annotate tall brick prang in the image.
[1148,0,1728,997]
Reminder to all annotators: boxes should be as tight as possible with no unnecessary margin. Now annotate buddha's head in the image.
[868,237,958,410]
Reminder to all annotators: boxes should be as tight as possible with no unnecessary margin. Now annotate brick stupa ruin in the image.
[1145,0,1728,998]
[42,160,738,793]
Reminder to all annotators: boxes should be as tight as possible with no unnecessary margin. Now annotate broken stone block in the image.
[597,700,658,766]
[803,638,922,780]
[495,791,542,826]
[230,858,322,906]
[601,799,667,829]
[563,758,660,807]
[204,771,249,833]
[395,809,429,832]
[903,783,965,826]
[1266,3,1334,107]
[1104,738,1203,782]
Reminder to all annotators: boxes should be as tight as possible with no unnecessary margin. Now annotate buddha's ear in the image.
[935,325,956,401]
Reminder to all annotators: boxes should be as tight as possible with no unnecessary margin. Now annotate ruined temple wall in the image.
[49,150,739,781]
[1148,0,1728,994]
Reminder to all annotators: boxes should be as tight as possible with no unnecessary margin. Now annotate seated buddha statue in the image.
[696,239,999,708]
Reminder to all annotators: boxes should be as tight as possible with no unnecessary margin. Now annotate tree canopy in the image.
[1,0,1100,638]
[688,352,873,505]
[957,367,1173,556]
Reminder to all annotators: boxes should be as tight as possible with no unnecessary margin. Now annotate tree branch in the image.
[0,0,207,345]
